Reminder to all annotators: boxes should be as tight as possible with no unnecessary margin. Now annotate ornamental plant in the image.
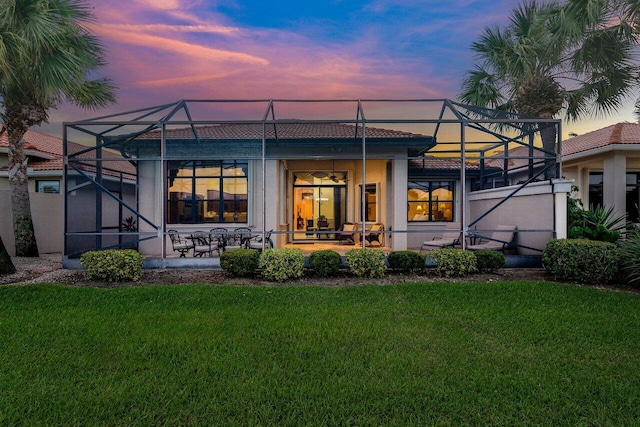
[618,229,640,285]
[428,248,477,278]
[542,238,619,284]
[474,250,505,272]
[220,248,259,277]
[259,248,305,282]
[387,250,426,273]
[345,248,386,278]
[80,249,144,282]
[308,250,342,276]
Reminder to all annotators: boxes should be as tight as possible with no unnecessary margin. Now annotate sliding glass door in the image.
[293,172,346,240]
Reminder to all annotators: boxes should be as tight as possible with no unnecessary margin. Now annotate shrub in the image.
[259,248,305,282]
[345,248,386,278]
[220,248,259,277]
[542,238,619,284]
[80,249,144,282]
[474,250,505,272]
[308,250,342,276]
[428,248,477,278]
[568,204,626,243]
[617,231,640,285]
[387,250,425,273]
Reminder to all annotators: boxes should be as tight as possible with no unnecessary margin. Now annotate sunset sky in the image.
[42,0,637,138]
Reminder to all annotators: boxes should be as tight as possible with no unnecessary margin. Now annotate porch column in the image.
[263,159,279,241]
[552,179,573,239]
[391,156,408,251]
[603,152,626,218]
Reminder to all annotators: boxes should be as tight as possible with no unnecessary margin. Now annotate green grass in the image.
[1,281,640,425]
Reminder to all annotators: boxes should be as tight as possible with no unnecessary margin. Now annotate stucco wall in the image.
[467,181,556,255]
[0,190,63,256]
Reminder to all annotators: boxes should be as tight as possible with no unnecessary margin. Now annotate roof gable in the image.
[562,122,640,156]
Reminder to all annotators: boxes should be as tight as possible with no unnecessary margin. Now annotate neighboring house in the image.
[0,126,136,256]
[63,99,571,266]
[0,126,66,194]
[0,127,66,255]
[560,122,640,222]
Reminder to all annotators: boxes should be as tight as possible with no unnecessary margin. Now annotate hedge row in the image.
[77,247,511,283]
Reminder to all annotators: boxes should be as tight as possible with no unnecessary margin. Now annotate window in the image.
[167,160,248,224]
[627,172,640,223]
[361,184,377,222]
[36,180,60,194]
[408,180,454,222]
[588,172,603,209]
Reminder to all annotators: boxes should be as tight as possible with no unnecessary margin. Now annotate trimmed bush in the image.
[220,248,260,277]
[80,249,144,282]
[387,250,426,273]
[259,248,305,282]
[345,248,386,278]
[474,250,505,272]
[542,238,619,284]
[309,250,342,276]
[429,248,477,278]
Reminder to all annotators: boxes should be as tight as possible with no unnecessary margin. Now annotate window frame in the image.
[588,171,603,209]
[36,180,60,194]
[167,160,248,224]
[407,180,455,222]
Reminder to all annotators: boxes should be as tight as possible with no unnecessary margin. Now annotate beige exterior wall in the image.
[563,148,640,221]
[466,181,558,255]
[0,190,63,256]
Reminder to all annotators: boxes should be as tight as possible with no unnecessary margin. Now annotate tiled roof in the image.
[0,125,135,176]
[485,145,546,170]
[562,122,640,156]
[409,156,481,171]
[0,125,63,157]
[142,122,430,140]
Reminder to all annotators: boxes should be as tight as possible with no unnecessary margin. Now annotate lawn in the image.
[1,281,639,425]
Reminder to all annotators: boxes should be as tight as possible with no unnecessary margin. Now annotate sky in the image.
[40,0,638,138]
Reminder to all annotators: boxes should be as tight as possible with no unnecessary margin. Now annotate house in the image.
[62,99,572,267]
[0,126,136,256]
[560,122,640,222]
[0,127,66,255]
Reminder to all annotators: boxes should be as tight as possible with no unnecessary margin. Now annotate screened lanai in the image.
[62,99,569,268]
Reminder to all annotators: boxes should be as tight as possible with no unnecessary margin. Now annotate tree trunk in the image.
[7,126,39,257]
[0,234,16,274]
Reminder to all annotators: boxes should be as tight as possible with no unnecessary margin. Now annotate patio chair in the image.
[420,223,461,253]
[316,218,330,238]
[224,227,252,250]
[246,230,274,251]
[191,231,219,257]
[209,227,227,253]
[466,225,517,252]
[168,229,194,257]
[305,219,315,237]
[365,223,385,246]
[337,222,356,245]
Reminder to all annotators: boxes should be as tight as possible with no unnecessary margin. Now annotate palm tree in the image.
[460,0,638,179]
[0,235,16,274]
[0,0,116,256]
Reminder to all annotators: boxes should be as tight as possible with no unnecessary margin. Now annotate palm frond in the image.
[460,67,506,108]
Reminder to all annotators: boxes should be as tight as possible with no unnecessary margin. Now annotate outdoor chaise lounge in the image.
[466,225,517,252]
[420,223,461,253]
